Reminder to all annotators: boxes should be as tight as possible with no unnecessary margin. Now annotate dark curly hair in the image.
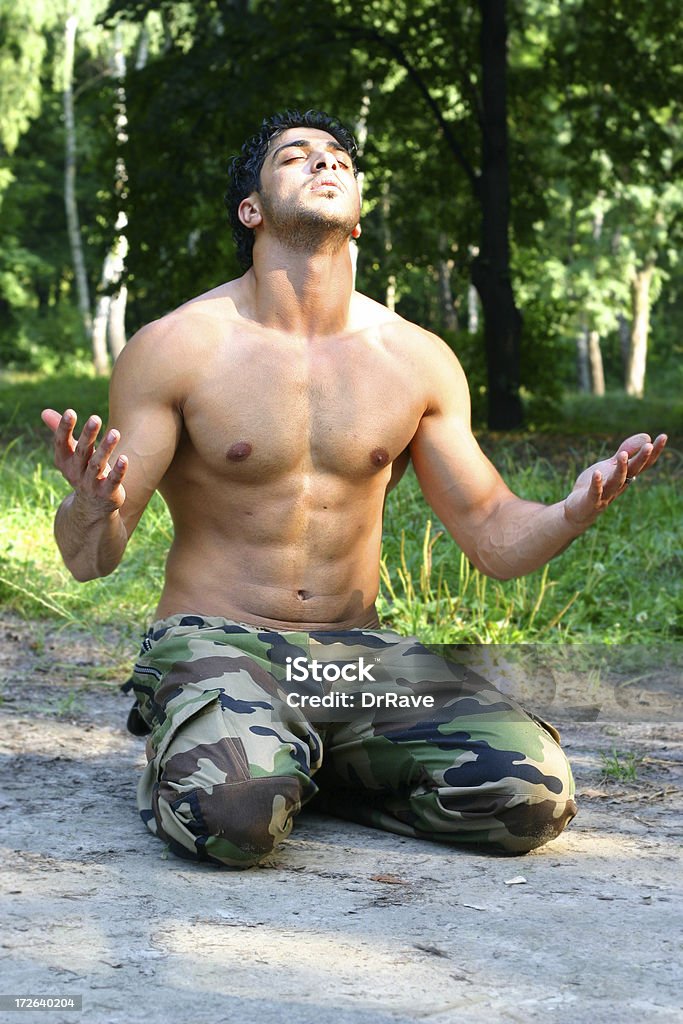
[225,109,359,270]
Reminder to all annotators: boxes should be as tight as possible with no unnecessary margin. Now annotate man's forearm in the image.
[472,497,585,580]
[54,491,128,581]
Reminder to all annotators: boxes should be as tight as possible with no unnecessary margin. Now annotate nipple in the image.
[226,441,253,461]
[370,447,390,468]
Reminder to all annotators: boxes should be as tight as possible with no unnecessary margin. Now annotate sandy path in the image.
[1,618,681,1023]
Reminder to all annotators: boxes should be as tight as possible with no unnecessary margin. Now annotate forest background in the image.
[0,0,681,654]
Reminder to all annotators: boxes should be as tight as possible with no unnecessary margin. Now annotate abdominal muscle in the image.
[153,469,387,630]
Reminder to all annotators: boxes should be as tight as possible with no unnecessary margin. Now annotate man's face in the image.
[249,127,361,252]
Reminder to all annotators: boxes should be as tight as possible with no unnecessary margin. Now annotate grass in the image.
[600,748,644,782]
[559,391,683,439]
[1,370,681,647]
[53,690,87,718]
[377,461,681,643]
[0,370,110,444]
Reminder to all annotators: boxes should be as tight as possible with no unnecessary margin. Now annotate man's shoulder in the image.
[115,279,247,366]
[351,294,470,414]
[173,278,246,323]
[148,279,245,337]
[352,292,462,362]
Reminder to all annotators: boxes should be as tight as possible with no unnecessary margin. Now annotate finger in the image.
[645,433,668,470]
[603,451,628,499]
[99,454,128,491]
[74,415,102,461]
[590,469,604,505]
[634,434,671,477]
[625,442,653,479]
[41,408,63,433]
[86,428,120,480]
[616,433,652,458]
[109,453,128,480]
[54,409,78,456]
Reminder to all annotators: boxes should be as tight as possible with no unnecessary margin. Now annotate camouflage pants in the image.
[126,614,577,867]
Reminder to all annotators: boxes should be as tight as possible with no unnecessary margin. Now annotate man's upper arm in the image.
[106,321,184,537]
[408,334,513,560]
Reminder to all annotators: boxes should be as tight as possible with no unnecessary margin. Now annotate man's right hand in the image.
[41,408,128,518]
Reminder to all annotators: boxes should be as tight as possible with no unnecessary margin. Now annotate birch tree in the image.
[92,26,132,366]
[62,14,101,368]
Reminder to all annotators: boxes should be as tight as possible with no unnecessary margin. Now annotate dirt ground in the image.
[1,617,681,1024]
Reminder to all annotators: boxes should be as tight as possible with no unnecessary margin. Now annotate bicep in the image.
[409,352,512,550]
[106,335,183,537]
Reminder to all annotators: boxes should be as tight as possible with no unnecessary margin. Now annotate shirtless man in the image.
[43,110,667,866]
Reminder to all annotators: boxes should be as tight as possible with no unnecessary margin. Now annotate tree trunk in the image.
[468,247,480,333]
[588,330,605,396]
[91,26,134,364]
[134,22,150,70]
[576,326,590,392]
[625,263,654,398]
[108,285,128,359]
[350,82,372,286]
[91,294,111,373]
[617,312,630,378]
[438,233,458,333]
[63,16,101,369]
[106,29,130,361]
[381,181,396,311]
[470,0,523,429]
[386,275,397,313]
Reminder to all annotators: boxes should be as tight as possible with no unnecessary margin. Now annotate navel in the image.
[226,441,253,462]
[370,447,390,468]
[297,589,311,601]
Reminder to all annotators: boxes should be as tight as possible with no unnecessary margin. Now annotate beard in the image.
[260,188,358,256]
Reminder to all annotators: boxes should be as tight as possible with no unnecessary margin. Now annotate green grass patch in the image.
[0,444,168,631]
[0,371,110,444]
[554,391,683,440]
[1,371,680,644]
[1,441,679,644]
[600,748,644,782]
[378,464,680,643]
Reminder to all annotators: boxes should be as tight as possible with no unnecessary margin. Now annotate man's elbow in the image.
[469,555,519,582]
[454,526,517,581]
[65,556,120,583]
[68,564,105,583]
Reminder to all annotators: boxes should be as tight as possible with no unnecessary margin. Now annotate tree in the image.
[0,1,139,371]
[63,13,98,364]
[539,0,683,397]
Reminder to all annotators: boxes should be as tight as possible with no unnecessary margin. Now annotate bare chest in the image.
[176,337,424,482]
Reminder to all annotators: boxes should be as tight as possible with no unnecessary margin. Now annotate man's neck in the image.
[248,242,355,338]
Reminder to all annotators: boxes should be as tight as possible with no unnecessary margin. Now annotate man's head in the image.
[226,110,360,269]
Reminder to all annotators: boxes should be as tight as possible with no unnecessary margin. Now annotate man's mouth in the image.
[311,178,342,191]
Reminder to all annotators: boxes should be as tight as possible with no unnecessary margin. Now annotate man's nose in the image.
[313,151,338,170]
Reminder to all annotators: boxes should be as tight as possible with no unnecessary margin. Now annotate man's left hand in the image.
[564,432,668,530]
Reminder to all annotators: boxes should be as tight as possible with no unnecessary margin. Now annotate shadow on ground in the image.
[1,618,681,1024]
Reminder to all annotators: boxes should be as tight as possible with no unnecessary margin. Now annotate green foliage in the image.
[1,0,681,400]
[558,392,683,438]
[0,371,110,441]
[600,748,643,782]
[378,457,681,643]
[5,368,680,645]
[0,443,169,627]
[0,16,122,372]
[0,0,54,155]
